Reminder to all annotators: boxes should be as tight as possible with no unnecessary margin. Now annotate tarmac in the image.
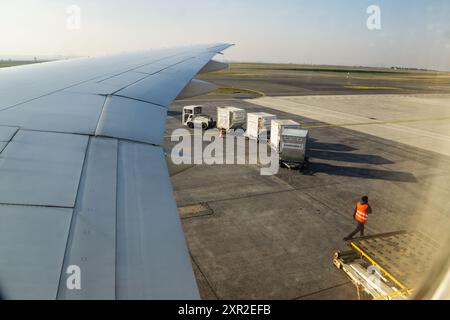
[164,73,450,300]
[251,94,450,157]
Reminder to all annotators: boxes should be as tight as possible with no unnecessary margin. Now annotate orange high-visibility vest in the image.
[355,202,369,224]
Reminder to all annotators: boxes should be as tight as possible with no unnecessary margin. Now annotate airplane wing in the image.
[0,43,232,300]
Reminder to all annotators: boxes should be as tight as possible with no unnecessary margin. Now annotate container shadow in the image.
[304,163,417,183]
[308,150,394,165]
[308,140,357,153]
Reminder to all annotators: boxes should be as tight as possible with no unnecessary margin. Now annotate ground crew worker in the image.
[343,196,372,241]
[219,128,226,138]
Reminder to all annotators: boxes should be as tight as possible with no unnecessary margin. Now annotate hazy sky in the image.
[1,0,450,70]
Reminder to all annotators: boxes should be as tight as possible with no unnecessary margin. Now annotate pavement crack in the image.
[189,253,220,300]
[293,281,352,300]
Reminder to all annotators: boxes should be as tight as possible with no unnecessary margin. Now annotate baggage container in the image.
[217,107,246,130]
[246,112,277,141]
[278,128,308,164]
[270,119,301,151]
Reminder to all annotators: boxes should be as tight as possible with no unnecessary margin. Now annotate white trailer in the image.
[217,107,246,131]
[246,112,277,141]
[270,119,301,151]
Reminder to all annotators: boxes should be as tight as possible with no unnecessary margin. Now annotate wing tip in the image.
[208,43,234,53]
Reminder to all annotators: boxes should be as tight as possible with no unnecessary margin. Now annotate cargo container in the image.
[277,128,308,166]
[270,119,301,151]
[246,112,277,141]
[217,107,246,130]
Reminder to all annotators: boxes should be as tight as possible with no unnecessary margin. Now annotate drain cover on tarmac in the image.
[178,203,213,219]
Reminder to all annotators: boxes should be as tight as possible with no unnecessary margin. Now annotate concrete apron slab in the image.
[181,190,355,299]
[249,94,450,157]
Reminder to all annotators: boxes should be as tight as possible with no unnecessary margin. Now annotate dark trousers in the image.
[346,221,365,239]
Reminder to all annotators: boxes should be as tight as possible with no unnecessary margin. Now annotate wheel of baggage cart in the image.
[301,157,310,170]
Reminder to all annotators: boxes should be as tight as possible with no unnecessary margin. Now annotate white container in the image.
[278,128,308,163]
[246,112,277,141]
[270,119,301,151]
[217,107,246,130]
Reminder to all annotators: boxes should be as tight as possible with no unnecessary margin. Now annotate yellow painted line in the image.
[214,73,263,77]
[211,86,266,97]
[373,289,411,300]
[164,116,450,137]
[226,70,450,86]
[302,115,450,130]
[165,112,450,138]
[245,87,266,97]
[344,86,404,91]
[241,88,266,97]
